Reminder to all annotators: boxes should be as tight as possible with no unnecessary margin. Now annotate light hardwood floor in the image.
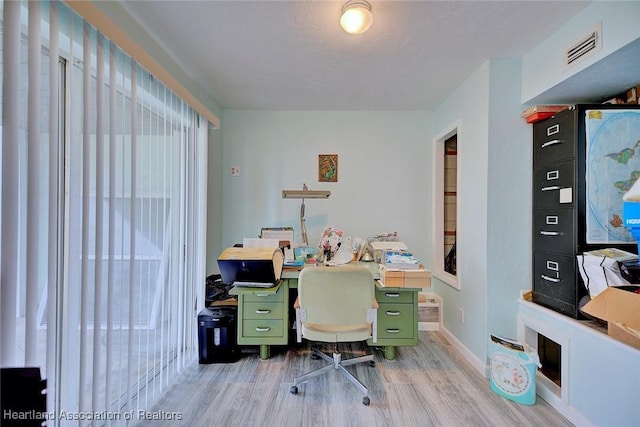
[136,331,573,427]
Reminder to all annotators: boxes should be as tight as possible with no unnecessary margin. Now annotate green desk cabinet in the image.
[230,280,289,360]
[367,284,420,360]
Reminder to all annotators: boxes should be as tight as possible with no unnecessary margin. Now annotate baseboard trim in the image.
[536,378,595,427]
[438,326,594,427]
[438,326,486,376]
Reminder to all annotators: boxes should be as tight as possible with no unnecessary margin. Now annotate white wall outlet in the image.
[458,307,464,324]
[230,166,240,176]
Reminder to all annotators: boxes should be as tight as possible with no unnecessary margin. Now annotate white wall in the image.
[206,127,224,275]
[522,1,640,104]
[427,59,531,366]
[486,59,532,340]
[429,62,490,365]
[212,110,432,267]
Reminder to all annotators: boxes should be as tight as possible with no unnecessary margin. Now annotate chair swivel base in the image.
[290,347,375,406]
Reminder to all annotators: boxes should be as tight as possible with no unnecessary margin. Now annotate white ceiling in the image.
[119,0,595,111]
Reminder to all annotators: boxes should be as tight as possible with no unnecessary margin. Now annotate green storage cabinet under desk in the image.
[367,284,420,360]
[230,280,289,360]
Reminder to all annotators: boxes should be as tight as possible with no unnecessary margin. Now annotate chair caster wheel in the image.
[362,396,370,406]
[368,360,375,367]
[290,386,298,395]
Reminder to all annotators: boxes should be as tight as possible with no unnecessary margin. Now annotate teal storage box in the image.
[488,336,541,405]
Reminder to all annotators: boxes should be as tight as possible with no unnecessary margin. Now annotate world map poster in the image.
[586,108,640,244]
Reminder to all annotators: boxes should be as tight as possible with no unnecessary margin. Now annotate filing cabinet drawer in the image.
[375,289,414,304]
[533,160,575,208]
[533,252,576,303]
[243,301,283,320]
[243,287,284,303]
[242,319,284,338]
[533,110,575,166]
[377,303,414,339]
[532,291,577,317]
[533,208,575,254]
[377,326,414,340]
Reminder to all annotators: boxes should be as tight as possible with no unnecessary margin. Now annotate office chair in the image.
[289,265,378,406]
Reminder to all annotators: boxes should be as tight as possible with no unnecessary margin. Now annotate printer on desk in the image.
[217,247,284,288]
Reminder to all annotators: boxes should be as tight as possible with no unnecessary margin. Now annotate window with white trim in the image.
[432,124,460,289]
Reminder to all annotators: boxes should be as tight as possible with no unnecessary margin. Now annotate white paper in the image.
[243,237,279,248]
[559,187,572,204]
[576,254,630,297]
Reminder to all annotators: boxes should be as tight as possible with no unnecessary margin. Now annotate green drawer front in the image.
[242,319,284,338]
[243,301,283,320]
[244,288,284,303]
[376,289,414,304]
[377,303,414,339]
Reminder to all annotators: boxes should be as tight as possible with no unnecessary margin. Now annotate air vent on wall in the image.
[565,23,602,67]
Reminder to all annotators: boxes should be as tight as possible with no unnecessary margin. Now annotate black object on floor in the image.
[198,306,240,363]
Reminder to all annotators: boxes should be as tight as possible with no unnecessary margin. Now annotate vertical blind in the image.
[0,1,208,425]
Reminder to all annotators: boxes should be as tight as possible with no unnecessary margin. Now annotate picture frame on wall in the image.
[318,154,338,182]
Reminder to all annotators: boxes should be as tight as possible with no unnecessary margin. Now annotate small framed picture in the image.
[318,154,338,182]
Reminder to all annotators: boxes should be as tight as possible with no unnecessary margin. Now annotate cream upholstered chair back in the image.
[296,265,377,344]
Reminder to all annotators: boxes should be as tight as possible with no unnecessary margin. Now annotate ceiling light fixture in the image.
[340,0,373,35]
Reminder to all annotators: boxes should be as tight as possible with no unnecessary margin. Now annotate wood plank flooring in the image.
[136,331,573,427]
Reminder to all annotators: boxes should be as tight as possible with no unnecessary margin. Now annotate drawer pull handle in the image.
[385,293,401,298]
[255,327,271,332]
[540,231,560,236]
[541,139,562,148]
[255,293,270,297]
[255,309,271,314]
[541,186,560,192]
[385,311,401,316]
[541,274,560,283]
[385,329,401,334]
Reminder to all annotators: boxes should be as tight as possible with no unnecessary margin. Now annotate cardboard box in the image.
[379,264,431,288]
[581,287,640,350]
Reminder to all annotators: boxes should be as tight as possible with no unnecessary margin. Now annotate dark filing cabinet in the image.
[531,104,640,318]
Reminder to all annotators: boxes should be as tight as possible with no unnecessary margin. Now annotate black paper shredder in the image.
[198,306,240,363]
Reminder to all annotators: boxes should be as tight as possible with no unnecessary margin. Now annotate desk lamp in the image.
[282,184,330,246]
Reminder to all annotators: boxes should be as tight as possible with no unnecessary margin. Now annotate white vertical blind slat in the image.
[138,68,147,407]
[92,31,105,414]
[127,60,138,412]
[61,8,81,417]
[197,117,208,354]
[159,86,168,390]
[1,0,21,368]
[79,20,92,416]
[105,40,117,414]
[47,1,60,415]
[25,0,42,367]
[117,53,128,414]
[176,101,185,372]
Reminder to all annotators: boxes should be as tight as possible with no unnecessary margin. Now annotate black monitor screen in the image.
[217,259,277,285]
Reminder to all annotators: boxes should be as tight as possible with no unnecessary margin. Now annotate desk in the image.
[230,263,420,360]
